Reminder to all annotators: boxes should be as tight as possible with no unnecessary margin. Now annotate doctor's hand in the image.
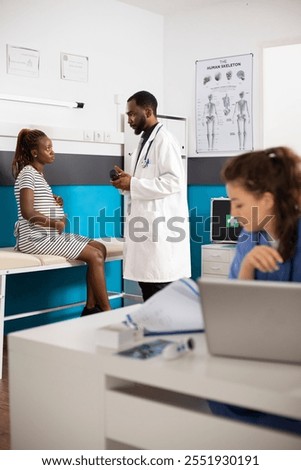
[238,245,283,280]
[111,165,131,191]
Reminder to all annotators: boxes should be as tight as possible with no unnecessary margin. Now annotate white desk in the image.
[8,306,301,450]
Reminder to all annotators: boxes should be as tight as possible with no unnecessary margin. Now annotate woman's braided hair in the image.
[12,128,47,179]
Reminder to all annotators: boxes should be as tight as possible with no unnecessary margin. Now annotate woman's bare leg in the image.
[77,242,111,311]
[85,241,107,308]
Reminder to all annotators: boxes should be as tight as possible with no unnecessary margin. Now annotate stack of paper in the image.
[125,278,204,335]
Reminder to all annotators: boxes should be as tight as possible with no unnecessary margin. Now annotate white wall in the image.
[163,0,301,156]
[2,0,301,156]
[263,43,301,154]
[0,0,164,152]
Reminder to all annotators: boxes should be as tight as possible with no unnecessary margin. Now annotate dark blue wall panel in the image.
[2,184,123,334]
[1,161,227,333]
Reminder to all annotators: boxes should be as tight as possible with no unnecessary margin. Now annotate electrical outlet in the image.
[104,132,111,143]
[83,130,93,141]
[94,130,104,142]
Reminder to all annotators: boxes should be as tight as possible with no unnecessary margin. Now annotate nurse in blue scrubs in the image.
[209,146,301,434]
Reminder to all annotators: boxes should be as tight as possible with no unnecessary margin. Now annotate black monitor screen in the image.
[210,198,242,243]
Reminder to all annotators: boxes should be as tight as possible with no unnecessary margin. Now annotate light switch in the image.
[83,130,93,141]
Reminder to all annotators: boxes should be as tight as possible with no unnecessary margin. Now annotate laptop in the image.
[198,277,301,364]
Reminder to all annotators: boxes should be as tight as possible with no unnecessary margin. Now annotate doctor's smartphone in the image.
[110,169,119,181]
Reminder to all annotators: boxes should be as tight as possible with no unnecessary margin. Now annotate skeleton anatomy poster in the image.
[196,53,253,154]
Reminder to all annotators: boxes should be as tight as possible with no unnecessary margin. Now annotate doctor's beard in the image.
[134,115,147,135]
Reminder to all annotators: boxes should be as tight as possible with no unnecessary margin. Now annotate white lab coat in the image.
[123,123,191,282]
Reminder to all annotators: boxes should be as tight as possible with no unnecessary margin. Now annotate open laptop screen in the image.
[198,277,301,364]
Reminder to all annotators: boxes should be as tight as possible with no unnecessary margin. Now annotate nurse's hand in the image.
[111,165,131,191]
[238,245,283,279]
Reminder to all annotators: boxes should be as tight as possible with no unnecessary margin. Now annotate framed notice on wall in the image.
[60,53,88,82]
[6,45,40,77]
[195,53,253,154]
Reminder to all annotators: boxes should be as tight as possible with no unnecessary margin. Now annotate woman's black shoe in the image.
[81,305,102,317]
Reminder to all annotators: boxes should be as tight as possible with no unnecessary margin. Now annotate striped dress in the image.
[14,165,91,258]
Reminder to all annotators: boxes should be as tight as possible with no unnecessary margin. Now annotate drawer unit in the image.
[105,385,213,449]
[201,244,236,279]
[203,260,230,276]
[104,381,299,450]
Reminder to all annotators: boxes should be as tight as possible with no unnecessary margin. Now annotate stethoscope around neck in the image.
[134,124,163,174]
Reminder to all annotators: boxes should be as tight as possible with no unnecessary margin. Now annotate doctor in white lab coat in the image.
[112,91,191,301]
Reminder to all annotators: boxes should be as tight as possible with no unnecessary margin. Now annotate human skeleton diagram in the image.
[222,93,231,116]
[202,94,218,151]
[232,91,250,150]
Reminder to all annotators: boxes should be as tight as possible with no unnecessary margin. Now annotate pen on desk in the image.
[125,314,138,329]
[162,338,195,360]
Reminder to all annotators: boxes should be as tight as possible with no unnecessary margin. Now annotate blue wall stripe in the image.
[2,184,123,334]
[188,184,227,280]
[1,182,227,334]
